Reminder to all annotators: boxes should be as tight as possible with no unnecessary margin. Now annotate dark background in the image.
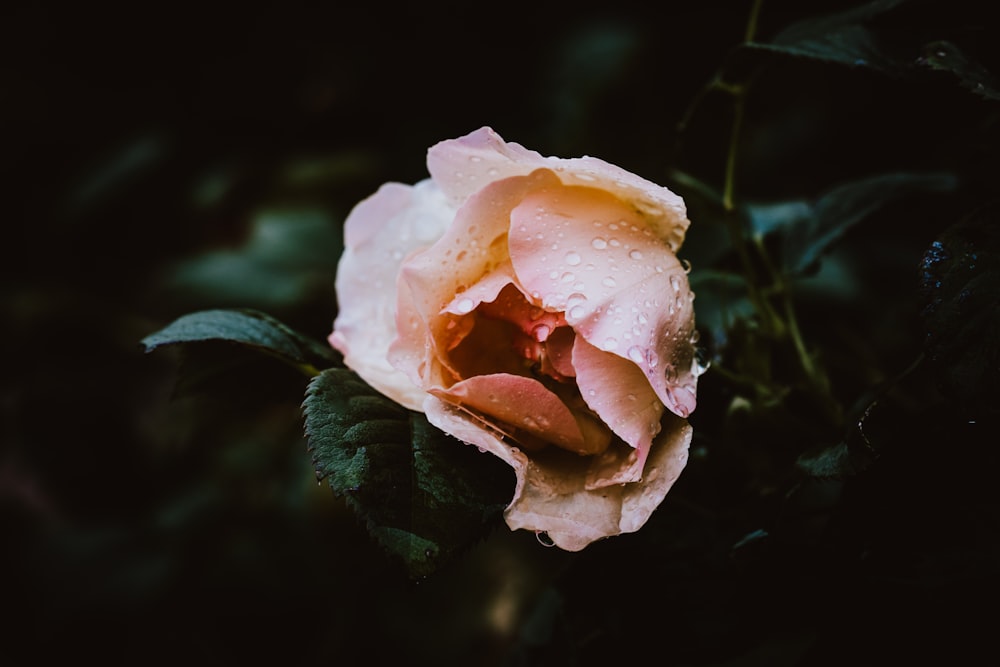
[4,1,998,665]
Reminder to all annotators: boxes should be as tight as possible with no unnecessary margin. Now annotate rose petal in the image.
[571,335,664,481]
[388,168,562,392]
[508,184,700,418]
[427,126,690,250]
[424,396,692,551]
[432,373,590,453]
[331,179,453,410]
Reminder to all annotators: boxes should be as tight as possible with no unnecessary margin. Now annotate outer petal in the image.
[508,184,700,418]
[427,126,690,251]
[388,168,563,392]
[424,396,692,551]
[330,179,453,410]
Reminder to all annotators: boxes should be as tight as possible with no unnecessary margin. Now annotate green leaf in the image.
[746,171,958,275]
[746,0,912,76]
[302,368,514,578]
[918,40,1000,101]
[141,308,340,373]
[918,205,1000,417]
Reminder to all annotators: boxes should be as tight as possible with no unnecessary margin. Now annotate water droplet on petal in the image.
[664,363,678,383]
[602,276,617,288]
[629,249,643,260]
[455,297,475,314]
[592,237,607,250]
[670,275,681,291]
[602,337,619,351]
[627,346,645,364]
[561,272,575,283]
[681,259,692,273]
[536,531,556,547]
[569,305,586,319]
[564,251,581,266]
[532,324,551,342]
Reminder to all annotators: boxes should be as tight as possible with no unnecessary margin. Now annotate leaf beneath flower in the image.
[141,308,340,372]
[302,368,514,578]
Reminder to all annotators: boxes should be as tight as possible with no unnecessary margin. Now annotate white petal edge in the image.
[330,179,454,410]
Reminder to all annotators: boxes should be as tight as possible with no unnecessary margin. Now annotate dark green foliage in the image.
[140,308,341,372]
[918,205,1000,417]
[748,0,913,75]
[749,172,959,275]
[302,369,513,578]
[919,40,1000,101]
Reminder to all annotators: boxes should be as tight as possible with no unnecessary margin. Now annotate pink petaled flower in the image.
[330,127,703,550]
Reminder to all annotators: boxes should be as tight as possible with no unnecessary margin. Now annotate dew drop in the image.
[592,237,608,250]
[487,167,500,176]
[569,305,586,319]
[681,259,692,273]
[628,249,643,260]
[670,275,681,291]
[532,324,551,342]
[602,276,617,288]
[664,363,678,383]
[609,238,621,247]
[627,346,645,364]
[455,297,475,314]
[564,251,582,266]
[536,531,556,547]
[646,350,659,368]
[602,337,619,351]
[561,272,576,283]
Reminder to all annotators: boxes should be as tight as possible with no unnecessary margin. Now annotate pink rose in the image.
[330,127,702,550]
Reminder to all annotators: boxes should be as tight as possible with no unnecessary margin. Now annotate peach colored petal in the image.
[388,169,562,392]
[423,396,692,551]
[571,336,664,481]
[508,184,700,418]
[331,179,453,410]
[427,126,690,250]
[432,373,588,453]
